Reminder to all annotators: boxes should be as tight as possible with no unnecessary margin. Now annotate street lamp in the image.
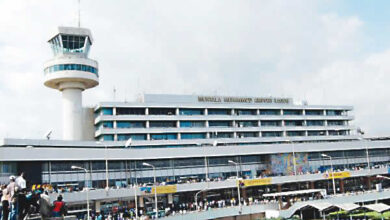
[321,154,336,195]
[358,137,370,170]
[143,162,158,219]
[194,188,208,211]
[96,141,109,191]
[125,138,138,219]
[377,175,390,180]
[71,166,90,220]
[228,160,242,213]
[286,140,297,176]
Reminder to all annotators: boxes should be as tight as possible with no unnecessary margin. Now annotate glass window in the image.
[117,134,146,141]
[326,110,343,116]
[235,109,257,115]
[241,155,261,163]
[101,108,113,115]
[284,120,304,126]
[180,121,205,128]
[306,120,324,126]
[237,132,258,138]
[283,109,302,115]
[208,109,231,115]
[181,133,206,139]
[210,132,233,138]
[151,133,177,140]
[102,121,113,128]
[117,121,145,128]
[261,120,281,126]
[260,109,280,115]
[174,158,204,167]
[327,120,345,126]
[307,130,326,136]
[179,109,204,115]
[103,135,114,141]
[236,121,258,127]
[209,121,231,127]
[262,131,283,137]
[286,131,305,136]
[116,108,145,115]
[306,110,323,115]
[149,108,176,115]
[209,156,236,165]
[149,121,176,128]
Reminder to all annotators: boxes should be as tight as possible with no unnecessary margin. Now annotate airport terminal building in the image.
[1,24,390,217]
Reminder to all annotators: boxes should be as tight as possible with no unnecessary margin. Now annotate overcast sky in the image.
[1,0,390,139]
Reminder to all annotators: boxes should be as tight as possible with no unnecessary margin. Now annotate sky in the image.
[1,0,390,139]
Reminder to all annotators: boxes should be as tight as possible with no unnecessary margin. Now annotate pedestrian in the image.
[52,195,67,217]
[7,176,17,220]
[1,185,9,220]
[39,191,51,220]
[15,173,27,220]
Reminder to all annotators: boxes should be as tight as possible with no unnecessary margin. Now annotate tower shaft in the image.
[44,26,99,141]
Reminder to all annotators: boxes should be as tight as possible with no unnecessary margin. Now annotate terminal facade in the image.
[1,24,390,215]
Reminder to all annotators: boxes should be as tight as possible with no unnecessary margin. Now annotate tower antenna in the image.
[78,0,81,27]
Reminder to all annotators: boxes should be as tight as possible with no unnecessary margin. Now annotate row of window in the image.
[101,130,350,141]
[96,120,347,130]
[44,64,98,76]
[43,148,389,172]
[43,155,264,172]
[97,107,347,116]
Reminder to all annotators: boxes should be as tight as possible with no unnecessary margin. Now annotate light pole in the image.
[71,165,90,220]
[228,160,242,213]
[321,154,336,195]
[287,140,297,176]
[358,137,370,170]
[143,162,158,219]
[377,175,390,180]
[96,141,109,191]
[125,138,137,219]
[194,188,208,211]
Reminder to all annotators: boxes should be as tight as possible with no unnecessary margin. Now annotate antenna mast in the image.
[78,0,81,27]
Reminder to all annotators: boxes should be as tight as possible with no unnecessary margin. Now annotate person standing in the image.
[1,185,9,220]
[52,195,66,218]
[7,176,17,220]
[39,191,51,220]
[15,173,26,220]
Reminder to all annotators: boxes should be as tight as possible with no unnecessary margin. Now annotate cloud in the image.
[0,0,388,138]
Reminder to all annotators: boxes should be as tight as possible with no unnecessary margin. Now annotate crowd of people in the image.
[0,173,67,220]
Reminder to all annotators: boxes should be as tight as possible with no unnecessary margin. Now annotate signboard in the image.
[151,185,177,194]
[242,178,272,187]
[324,171,351,179]
[197,96,291,104]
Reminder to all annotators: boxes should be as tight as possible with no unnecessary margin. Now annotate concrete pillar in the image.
[339,179,345,193]
[365,177,372,190]
[139,196,144,208]
[277,184,283,210]
[61,82,85,140]
[95,201,101,213]
[145,108,149,115]
[310,181,315,189]
[175,108,179,115]
[168,194,173,205]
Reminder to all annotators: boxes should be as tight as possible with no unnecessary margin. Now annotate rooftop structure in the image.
[44,26,98,141]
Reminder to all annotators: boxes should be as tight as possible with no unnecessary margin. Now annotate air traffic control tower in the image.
[44,27,99,140]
